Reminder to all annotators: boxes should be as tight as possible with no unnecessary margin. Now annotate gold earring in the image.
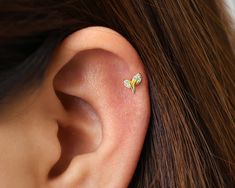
[124,73,142,94]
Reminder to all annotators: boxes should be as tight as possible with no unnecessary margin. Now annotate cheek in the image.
[0,122,38,187]
[0,116,60,188]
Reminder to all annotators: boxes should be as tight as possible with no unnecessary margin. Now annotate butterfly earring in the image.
[124,73,142,94]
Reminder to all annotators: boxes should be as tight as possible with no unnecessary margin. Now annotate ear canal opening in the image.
[49,91,102,178]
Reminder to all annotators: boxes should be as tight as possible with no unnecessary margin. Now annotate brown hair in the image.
[0,0,234,187]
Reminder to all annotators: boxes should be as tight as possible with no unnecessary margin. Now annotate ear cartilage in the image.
[124,73,142,94]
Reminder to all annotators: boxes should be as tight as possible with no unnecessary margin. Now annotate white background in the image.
[226,0,235,21]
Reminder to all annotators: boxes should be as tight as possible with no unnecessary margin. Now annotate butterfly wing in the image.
[124,80,132,89]
[132,73,142,85]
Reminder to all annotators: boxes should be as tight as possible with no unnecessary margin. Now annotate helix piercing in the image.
[123,73,142,94]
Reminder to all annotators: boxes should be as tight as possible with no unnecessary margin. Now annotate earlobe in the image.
[46,27,150,188]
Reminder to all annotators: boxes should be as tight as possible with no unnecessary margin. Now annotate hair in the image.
[0,0,234,187]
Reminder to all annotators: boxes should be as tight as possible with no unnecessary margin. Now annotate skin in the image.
[0,27,150,188]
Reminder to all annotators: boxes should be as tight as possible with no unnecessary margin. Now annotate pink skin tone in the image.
[0,27,150,188]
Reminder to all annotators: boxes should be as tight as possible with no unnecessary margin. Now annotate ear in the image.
[46,27,150,188]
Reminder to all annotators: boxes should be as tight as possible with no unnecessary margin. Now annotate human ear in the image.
[46,26,150,188]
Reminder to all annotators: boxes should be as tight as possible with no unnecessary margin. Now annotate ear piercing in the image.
[124,73,142,94]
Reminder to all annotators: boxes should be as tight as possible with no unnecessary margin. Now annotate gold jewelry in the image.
[124,73,142,94]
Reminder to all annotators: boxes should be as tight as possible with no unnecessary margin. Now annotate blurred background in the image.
[226,0,235,22]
